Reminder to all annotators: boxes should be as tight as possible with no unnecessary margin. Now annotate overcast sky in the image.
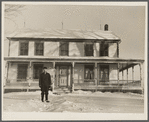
[4,3,146,59]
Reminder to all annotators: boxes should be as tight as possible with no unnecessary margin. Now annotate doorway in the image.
[59,66,68,87]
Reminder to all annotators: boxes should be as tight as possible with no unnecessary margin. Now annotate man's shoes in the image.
[46,100,50,103]
[42,100,44,102]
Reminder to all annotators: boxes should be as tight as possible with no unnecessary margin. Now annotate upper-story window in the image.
[20,42,28,55]
[60,42,69,56]
[35,42,44,56]
[100,43,108,56]
[85,44,93,56]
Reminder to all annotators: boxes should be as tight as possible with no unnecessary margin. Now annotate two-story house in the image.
[4,25,144,93]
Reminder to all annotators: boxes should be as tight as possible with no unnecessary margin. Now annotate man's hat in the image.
[43,67,47,69]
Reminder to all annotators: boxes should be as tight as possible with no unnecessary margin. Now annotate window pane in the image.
[60,42,68,56]
[100,65,109,81]
[35,43,43,55]
[100,43,108,56]
[85,44,93,56]
[20,43,28,55]
[17,64,28,80]
[85,65,94,80]
[34,64,43,79]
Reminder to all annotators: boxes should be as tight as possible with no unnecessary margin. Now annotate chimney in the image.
[104,24,108,31]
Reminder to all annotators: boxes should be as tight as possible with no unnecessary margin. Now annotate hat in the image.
[43,67,47,69]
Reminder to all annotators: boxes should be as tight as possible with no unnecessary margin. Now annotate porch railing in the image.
[74,79,141,87]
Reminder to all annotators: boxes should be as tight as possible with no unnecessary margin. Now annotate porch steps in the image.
[53,87,71,95]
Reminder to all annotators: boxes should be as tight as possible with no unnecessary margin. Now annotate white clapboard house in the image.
[4,24,144,93]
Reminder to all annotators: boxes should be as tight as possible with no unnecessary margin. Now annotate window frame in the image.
[34,42,44,56]
[99,65,109,82]
[33,64,44,80]
[100,43,109,56]
[59,42,69,56]
[84,43,94,56]
[84,65,94,81]
[17,64,28,81]
[19,41,29,56]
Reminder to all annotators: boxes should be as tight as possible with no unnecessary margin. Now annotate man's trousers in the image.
[41,85,49,101]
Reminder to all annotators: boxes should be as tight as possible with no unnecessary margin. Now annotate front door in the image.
[59,66,68,87]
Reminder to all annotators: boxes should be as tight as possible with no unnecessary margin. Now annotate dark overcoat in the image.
[39,72,51,90]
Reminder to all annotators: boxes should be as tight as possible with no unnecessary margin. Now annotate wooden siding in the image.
[44,42,59,56]
[9,40,118,58]
[29,41,34,56]
[10,41,19,56]
[94,43,100,57]
[109,64,118,80]
[109,43,117,58]
[74,64,84,83]
[69,42,84,56]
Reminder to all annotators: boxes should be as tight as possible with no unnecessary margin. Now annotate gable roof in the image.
[7,28,120,41]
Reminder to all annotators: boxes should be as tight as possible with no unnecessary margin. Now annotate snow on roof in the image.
[7,28,120,40]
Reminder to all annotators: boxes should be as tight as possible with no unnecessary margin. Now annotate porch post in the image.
[117,63,120,86]
[122,64,124,81]
[4,61,8,86]
[71,62,75,93]
[6,61,9,83]
[127,64,128,85]
[4,61,8,93]
[29,61,32,86]
[94,63,98,91]
[132,66,134,83]
[117,42,119,58]
[52,62,56,93]
[27,61,32,92]
[139,63,144,94]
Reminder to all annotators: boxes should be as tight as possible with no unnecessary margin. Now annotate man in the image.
[39,67,51,102]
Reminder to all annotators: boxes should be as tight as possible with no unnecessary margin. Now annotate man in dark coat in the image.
[39,67,51,102]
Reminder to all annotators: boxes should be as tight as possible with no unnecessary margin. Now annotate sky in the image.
[4,3,146,59]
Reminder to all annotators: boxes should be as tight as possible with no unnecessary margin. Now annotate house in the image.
[4,25,144,93]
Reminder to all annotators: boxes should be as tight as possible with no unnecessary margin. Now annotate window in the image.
[60,42,69,56]
[85,44,93,56]
[17,64,28,80]
[33,64,43,79]
[35,42,44,56]
[84,65,94,80]
[20,42,28,55]
[100,43,108,56]
[100,65,109,82]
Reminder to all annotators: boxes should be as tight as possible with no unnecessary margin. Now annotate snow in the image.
[71,90,143,99]
[3,90,144,113]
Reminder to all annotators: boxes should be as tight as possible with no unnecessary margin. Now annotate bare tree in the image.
[5,4,25,19]
[4,4,25,34]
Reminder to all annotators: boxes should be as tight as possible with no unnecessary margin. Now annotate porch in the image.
[4,56,144,93]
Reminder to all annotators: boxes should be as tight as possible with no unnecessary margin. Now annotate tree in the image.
[5,4,25,19]
[4,4,25,34]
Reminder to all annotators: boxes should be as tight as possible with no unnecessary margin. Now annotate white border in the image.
[2,2,148,120]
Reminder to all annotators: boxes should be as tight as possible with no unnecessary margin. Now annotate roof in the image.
[7,28,120,41]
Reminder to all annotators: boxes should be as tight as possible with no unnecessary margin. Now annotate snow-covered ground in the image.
[3,90,144,113]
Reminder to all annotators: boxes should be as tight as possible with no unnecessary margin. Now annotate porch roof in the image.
[7,28,120,42]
